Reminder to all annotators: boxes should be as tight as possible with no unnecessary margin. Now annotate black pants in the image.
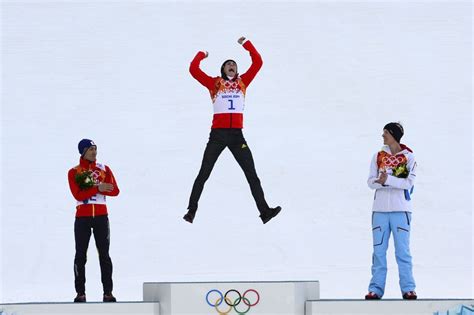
[74,215,113,294]
[188,128,269,214]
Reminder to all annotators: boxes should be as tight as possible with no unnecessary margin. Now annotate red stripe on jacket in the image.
[189,40,263,129]
[68,158,120,217]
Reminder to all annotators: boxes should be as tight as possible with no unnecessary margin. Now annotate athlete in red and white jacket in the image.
[68,153,120,217]
[189,37,262,129]
[184,37,281,224]
[68,139,119,303]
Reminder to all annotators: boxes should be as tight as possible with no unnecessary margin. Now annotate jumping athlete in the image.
[183,36,281,224]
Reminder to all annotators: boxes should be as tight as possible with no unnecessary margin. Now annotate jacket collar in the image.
[381,144,413,155]
[400,143,413,153]
[79,157,96,169]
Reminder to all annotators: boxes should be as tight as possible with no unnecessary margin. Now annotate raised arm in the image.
[189,51,215,90]
[239,37,263,87]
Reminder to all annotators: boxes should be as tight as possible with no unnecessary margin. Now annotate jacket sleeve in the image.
[101,165,120,197]
[240,40,263,87]
[367,153,386,190]
[384,154,417,190]
[189,51,215,90]
[68,168,100,201]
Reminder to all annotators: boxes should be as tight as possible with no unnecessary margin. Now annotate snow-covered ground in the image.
[1,0,472,303]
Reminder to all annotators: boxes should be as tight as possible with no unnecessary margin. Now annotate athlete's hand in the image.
[238,37,246,45]
[203,51,209,58]
[98,183,114,193]
[375,171,388,185]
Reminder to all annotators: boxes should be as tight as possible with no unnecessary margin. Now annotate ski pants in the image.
[368,211,416,297]
[74,215,113,294]
[188,128,269,214]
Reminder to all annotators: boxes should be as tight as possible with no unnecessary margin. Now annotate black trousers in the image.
[188,128,269,214]
[74,215,113,294]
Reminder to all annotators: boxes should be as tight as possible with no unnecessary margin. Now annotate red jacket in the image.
[189,40,263,129]
[68,158,120,217]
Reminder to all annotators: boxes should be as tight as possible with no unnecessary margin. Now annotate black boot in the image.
[74,293,86,303]
[103,292,117,302]
[260,206,282,224]
[183,209,196,223]
[402,291,417,300]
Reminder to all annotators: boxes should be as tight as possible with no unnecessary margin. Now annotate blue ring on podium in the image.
[206,289,224,307]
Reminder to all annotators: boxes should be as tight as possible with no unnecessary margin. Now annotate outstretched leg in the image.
[228,142,270,213]
[186,140,226,222]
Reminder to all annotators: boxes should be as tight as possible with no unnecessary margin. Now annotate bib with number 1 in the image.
[212,79,246,114]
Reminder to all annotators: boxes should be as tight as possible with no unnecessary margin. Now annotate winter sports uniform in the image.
[68,139,119,302]
[367,139,417,299]
[189,40,262,129]
[185,38,280,224]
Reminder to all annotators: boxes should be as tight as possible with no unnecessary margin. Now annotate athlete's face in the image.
[223,61,238,77]
[382,129,396,146]
[83,146,97,162]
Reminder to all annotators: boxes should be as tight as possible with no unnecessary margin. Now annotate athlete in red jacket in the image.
[184,36,281,224]
[68,139,119,303]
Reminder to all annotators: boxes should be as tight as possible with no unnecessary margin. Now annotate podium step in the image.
[0,301,160,315]
[305,299,474,315]
[143,280,319,315]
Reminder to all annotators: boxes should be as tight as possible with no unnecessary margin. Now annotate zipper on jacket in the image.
[92,204,95,218]
[230,113,233,128]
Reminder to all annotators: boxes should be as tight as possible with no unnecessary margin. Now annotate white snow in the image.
[1,0,472,303]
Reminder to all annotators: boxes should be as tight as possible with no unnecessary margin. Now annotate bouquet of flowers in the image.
[75,170,95,190]
[393,164,409,178]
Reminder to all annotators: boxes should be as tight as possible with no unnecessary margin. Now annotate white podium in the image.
[305,299,474,315]
[143,281,320,315]
[0,302,160,315]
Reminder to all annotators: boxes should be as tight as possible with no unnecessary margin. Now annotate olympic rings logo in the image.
[205,289,260,314]
[381,155,405,167]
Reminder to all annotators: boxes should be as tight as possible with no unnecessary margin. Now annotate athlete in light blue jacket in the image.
[365,122,418,300]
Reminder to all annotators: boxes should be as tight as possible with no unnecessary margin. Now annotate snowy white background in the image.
[1,0,472,303]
